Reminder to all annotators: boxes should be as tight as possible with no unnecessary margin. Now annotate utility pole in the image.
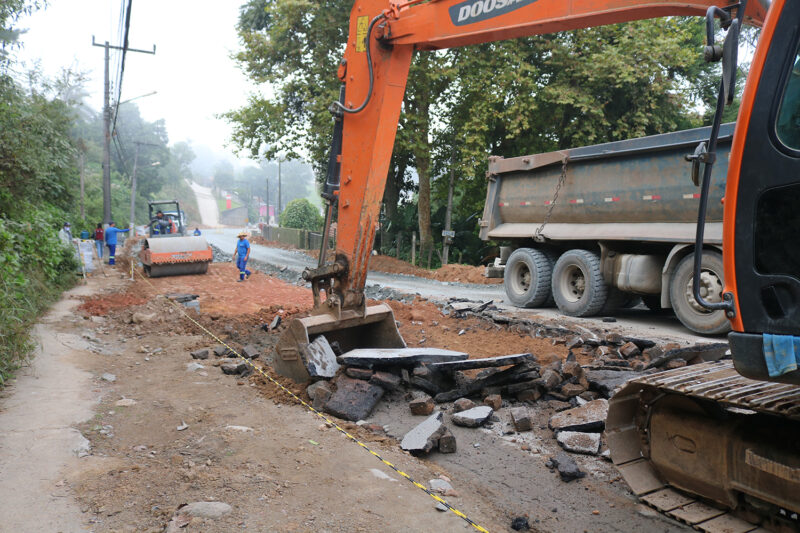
[442,146,457,265]
[265,174,270,225]
[92,36,155,224]
[277,159,282,216]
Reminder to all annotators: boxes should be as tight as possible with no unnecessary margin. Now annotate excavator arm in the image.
[321,0,765,315]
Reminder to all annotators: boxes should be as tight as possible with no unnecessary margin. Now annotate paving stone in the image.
[556,431,601,455]
[370,371,402,391]
[547,451,586,482]
[510,407,532,431]
[409,394,435,416]
[452,406,493,428]
[548,399,608,432]
[560,383,587,397]
[303,336,340,379]
[190,349,209,360]
[665,358,687,369]
[241,344,260,360]
[561,361,584,380]
[307,381,332,403]
[453,398,476,412]
[220,359,248,375]
[324,376,384,421]
[539,369,562,390]
[604,333,624,345]
[338,348,468,368]
[427,353,534,371]
[437,428,457,453]
[644,342,727,370]
[483,394,501,410]
[619,342,641,359]
[182,501,232,519]
[400,412,445,453]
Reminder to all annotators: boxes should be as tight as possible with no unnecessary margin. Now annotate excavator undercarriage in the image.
[608,362,800,532]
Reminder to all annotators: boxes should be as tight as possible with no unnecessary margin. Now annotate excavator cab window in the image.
[776,51,800,150]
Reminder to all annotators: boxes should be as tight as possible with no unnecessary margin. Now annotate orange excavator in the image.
[274,0,800,529]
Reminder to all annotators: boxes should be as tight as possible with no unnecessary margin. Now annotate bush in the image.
[0,206,77,385]
[279,198,323,231]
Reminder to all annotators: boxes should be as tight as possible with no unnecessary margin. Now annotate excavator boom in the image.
[275,1,800,528]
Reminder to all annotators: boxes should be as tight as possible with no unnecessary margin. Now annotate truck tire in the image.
[552,249,609,317]
[503,248,554,308]
[669,251,731,335]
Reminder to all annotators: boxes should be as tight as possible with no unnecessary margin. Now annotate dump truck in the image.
[479,123,734,335]
[139,200,212,277]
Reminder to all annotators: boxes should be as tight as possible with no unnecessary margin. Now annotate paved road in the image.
[203,228,717,344]
[189,181,220,227]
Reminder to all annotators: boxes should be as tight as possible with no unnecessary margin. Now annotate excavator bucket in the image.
[140,236,213,278]
[273,303,405,383]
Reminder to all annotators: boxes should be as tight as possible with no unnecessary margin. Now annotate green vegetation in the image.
[227,1,753,268]
[279,198,323,232]
[0,1,200,384]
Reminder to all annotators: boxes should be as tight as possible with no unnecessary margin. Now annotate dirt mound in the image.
[131,263,313,317]
[250,235,296,250]
[384,299,568,367]
[308,250,500,285]
[78,292,149,316]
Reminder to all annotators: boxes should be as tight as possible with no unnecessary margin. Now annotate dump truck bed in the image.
[479,123,734,244]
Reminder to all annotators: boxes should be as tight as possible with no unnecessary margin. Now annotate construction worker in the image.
[94,223,104,259]
[232,230,252,282]
[152,211,171,235]
[193,227,201,236]
[105,221,129,265]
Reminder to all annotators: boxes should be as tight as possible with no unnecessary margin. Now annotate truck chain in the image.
[533,157,568,242]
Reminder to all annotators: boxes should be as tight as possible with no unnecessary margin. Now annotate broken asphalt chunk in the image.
[547,451,586,482]
[324,377,384,421]
[190,349,209,360]
[556,431,601,455]
[338,348,468,369]
[426,353,534,371]
[302,336,340,379]
[220,359,248,375]
[452,406,493,428]
[437,428,457,453]
[400,412,445,453]
[369,371,401,391]
[241,344,260,360]
[510,407,532,431]
[548,399,608,433]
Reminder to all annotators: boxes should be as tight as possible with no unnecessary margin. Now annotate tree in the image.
[279,198,323,231]
[228,4,737,266]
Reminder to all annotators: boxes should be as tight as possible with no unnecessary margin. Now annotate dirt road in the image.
[0,271,511,532]
[205,228,716,346]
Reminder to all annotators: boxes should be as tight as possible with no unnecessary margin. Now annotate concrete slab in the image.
[400,412,445,453]
[452,406,493,428]
[338,348,468,369]
[548,399,608,433]
[303,336,340,379]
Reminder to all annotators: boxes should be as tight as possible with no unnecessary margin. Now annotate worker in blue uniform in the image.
[105,221,129,265]
[232,230,252,282]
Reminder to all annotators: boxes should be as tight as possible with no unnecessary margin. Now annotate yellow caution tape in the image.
[135,268,490,532]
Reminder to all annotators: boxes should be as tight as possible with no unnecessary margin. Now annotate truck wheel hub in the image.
[685,270,723,313]
[562,265,586,302]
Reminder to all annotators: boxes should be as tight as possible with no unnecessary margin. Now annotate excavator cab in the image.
[139,200,213,277]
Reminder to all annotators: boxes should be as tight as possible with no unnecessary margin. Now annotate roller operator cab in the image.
[138,200,213,278]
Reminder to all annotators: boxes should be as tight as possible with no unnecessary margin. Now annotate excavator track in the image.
[607,361,800,533]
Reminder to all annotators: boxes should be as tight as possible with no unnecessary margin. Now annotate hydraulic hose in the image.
[332,14,385,115]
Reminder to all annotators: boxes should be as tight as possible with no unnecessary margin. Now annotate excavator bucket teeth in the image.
[272,303,405,383]
[139,236,212,278]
